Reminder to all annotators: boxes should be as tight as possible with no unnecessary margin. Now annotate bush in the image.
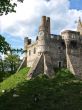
[56,68,75,79]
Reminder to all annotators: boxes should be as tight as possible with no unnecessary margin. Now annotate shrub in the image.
[56,68,75,79]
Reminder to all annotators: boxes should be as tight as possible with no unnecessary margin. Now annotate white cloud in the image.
[0,0,82,40]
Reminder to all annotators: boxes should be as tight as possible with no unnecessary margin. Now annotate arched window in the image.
[58,61,62,68]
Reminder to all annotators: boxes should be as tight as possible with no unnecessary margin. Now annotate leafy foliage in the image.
[0,35,10,53]
[0,0,24,15]
[5,54,20,73]
[0,71,11,82]
[0,69,82,110]
[0,34,25,74]
[56,68,74,78]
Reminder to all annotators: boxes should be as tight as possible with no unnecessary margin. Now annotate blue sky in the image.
[0,0,82,50]
[2,33,23,49]
[70,0,82,10]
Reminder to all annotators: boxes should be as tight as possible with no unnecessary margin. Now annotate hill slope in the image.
[0,67,30,94]
[0,68,82,110]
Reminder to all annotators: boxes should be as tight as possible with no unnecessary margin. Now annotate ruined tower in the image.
[38,16,54,77]
[61,30,82,77]
[17,37,31,72]
[18,16,82,79]
[27,16,54,78]
[38,16,50,53]
[77,17,82,35]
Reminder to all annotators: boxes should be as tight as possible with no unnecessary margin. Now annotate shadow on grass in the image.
[0,76,82,110]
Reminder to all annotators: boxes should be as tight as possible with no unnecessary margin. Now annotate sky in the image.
[0,0,82,49]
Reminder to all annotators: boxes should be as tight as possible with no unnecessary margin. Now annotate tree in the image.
[0,35,10,54]
[0,59,4,72]
[0,35,24,73]
[0,0,24,16]
[5,54,20,73]
[10,48,24,54]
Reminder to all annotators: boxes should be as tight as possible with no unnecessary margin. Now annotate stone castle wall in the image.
[49,37,66,68]
[61,30,82,76]
[26,36,66,69]
[27,41,38,67]
[23,16,82,78]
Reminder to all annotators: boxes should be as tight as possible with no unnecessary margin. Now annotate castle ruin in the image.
[23,16,82,78]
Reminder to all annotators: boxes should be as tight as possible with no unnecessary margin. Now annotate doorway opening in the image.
[58,61,62,68]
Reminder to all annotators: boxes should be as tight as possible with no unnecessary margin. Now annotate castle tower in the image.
[39,16,46,32]
[46,17,50,34]
[24,37,31,66]
[16,37,31,72]
[24,37,28,57]
[38,16,50,53]
[24,37,31,57]
[28,16,54,78]
[39,16,50,37]
[77,17,82,35]
[61,30,82,77]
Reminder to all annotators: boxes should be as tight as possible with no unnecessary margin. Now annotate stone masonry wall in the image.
[49,37,66,68]
[27,42,38,67]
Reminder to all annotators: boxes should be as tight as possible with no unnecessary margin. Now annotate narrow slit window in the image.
[58,61,62,68]
[29,50,31,56]
[34,48,36,54]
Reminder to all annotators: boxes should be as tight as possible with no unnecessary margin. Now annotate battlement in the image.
[24,37,31,45]
[22,16,82,79]
[61,30,80,34]
[39,16,50,34]
[61,30,80,41]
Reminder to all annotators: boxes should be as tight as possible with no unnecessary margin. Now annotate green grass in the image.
[0,68,82,110]
[0,67,30,95]
[0,71,11,82]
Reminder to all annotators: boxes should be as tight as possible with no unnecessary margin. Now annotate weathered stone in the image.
[20,16,82,78]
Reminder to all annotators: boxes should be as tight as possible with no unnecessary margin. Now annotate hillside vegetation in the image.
[0,68,82,110]
[0,67,30,94]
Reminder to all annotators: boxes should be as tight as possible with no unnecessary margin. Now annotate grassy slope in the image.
[0,68,82,110]
[0,67,30,94]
